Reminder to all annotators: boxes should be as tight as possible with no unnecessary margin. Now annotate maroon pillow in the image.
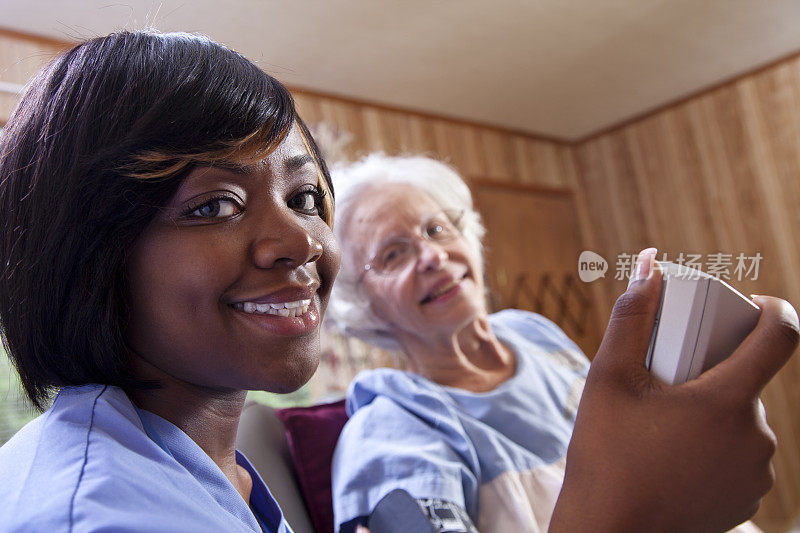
[276,400,348,533]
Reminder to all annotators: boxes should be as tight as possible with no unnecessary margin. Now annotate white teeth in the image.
[234,299,312,317]
[432,280,458,298]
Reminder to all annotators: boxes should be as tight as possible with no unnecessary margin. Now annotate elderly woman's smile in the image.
[341,183,485,340]
[420,274,466,304]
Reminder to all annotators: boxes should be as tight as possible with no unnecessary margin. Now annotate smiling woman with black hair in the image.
[0,29,797,533]
[0,31,339,532]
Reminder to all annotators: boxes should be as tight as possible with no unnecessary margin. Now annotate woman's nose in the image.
[415,240,447,272]
[251,219,323,269]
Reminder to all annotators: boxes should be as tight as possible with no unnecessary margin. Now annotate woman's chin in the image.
[419,304,486,336]
[422,287,485,323]
[253,355,320,394]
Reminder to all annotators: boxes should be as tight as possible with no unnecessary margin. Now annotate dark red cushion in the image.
[276,400,348,533]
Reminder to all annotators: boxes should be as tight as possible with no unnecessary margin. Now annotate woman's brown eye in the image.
[426,223,444,238]
[196,201,221,217]
[289,190,322,214]
[186,198,240,218]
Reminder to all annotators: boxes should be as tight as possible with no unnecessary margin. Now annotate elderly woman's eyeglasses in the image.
[357,210,464,282]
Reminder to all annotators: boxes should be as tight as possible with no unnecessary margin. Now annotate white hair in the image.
[327,153,486,350]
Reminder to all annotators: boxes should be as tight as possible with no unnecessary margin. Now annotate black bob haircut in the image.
[0,31,333,410]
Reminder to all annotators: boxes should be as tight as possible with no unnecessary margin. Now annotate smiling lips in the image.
[232,299,311,317]
[421,277,463,304]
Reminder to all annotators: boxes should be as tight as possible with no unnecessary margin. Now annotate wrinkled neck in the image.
[396,316,516,392]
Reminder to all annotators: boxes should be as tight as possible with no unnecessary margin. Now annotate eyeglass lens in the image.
[372,213,460,274]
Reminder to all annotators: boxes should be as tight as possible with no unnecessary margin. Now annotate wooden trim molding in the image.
[0,81,24,95]
[0,27,73,49]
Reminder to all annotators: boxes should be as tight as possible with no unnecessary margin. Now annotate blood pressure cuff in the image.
[340,489,478,533]
[414,495,478,533]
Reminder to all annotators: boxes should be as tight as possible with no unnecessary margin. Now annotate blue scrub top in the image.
[0,384,293,533]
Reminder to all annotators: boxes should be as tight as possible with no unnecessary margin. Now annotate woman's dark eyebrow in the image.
[285,154,314,172]
[209,162,250,174]
[209,154,313,175]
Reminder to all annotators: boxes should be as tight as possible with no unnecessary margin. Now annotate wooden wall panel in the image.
[293,89,572,189]
[0,33,65,124]
[474,183,605,356]
[573,53,800,531]
[0,92,18,124]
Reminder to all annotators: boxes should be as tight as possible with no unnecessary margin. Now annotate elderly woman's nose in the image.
[251,219,323,269]
[415,240,447,271]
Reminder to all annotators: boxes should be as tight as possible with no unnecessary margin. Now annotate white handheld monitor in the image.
[646,261,761,385]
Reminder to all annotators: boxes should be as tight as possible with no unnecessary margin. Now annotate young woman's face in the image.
[125,126,340,394]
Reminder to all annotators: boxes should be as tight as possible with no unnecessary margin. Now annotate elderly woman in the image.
[328,154,795,533]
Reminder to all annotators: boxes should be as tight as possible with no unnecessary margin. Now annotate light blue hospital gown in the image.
[332,310,589,533]
[0,384,293,533]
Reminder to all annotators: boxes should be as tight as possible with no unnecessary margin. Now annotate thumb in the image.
[594,248,663,375]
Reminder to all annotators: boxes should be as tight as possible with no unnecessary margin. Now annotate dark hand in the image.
[551,248,799,533]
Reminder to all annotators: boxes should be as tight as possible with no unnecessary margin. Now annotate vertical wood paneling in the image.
[410,114,437,155]
[292,92,323,121]
[512,137,535,184]
[453,125,486,177]
[0,35,60,82]
[0,34,65,123]
[529,139,570,188]
[291,90,573,188]
[573,139,630,297]
[573,53,800,531]
[0,92,18,123]
[684,97,741,253]
[740,77,800,300]
[478,129,517,181]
